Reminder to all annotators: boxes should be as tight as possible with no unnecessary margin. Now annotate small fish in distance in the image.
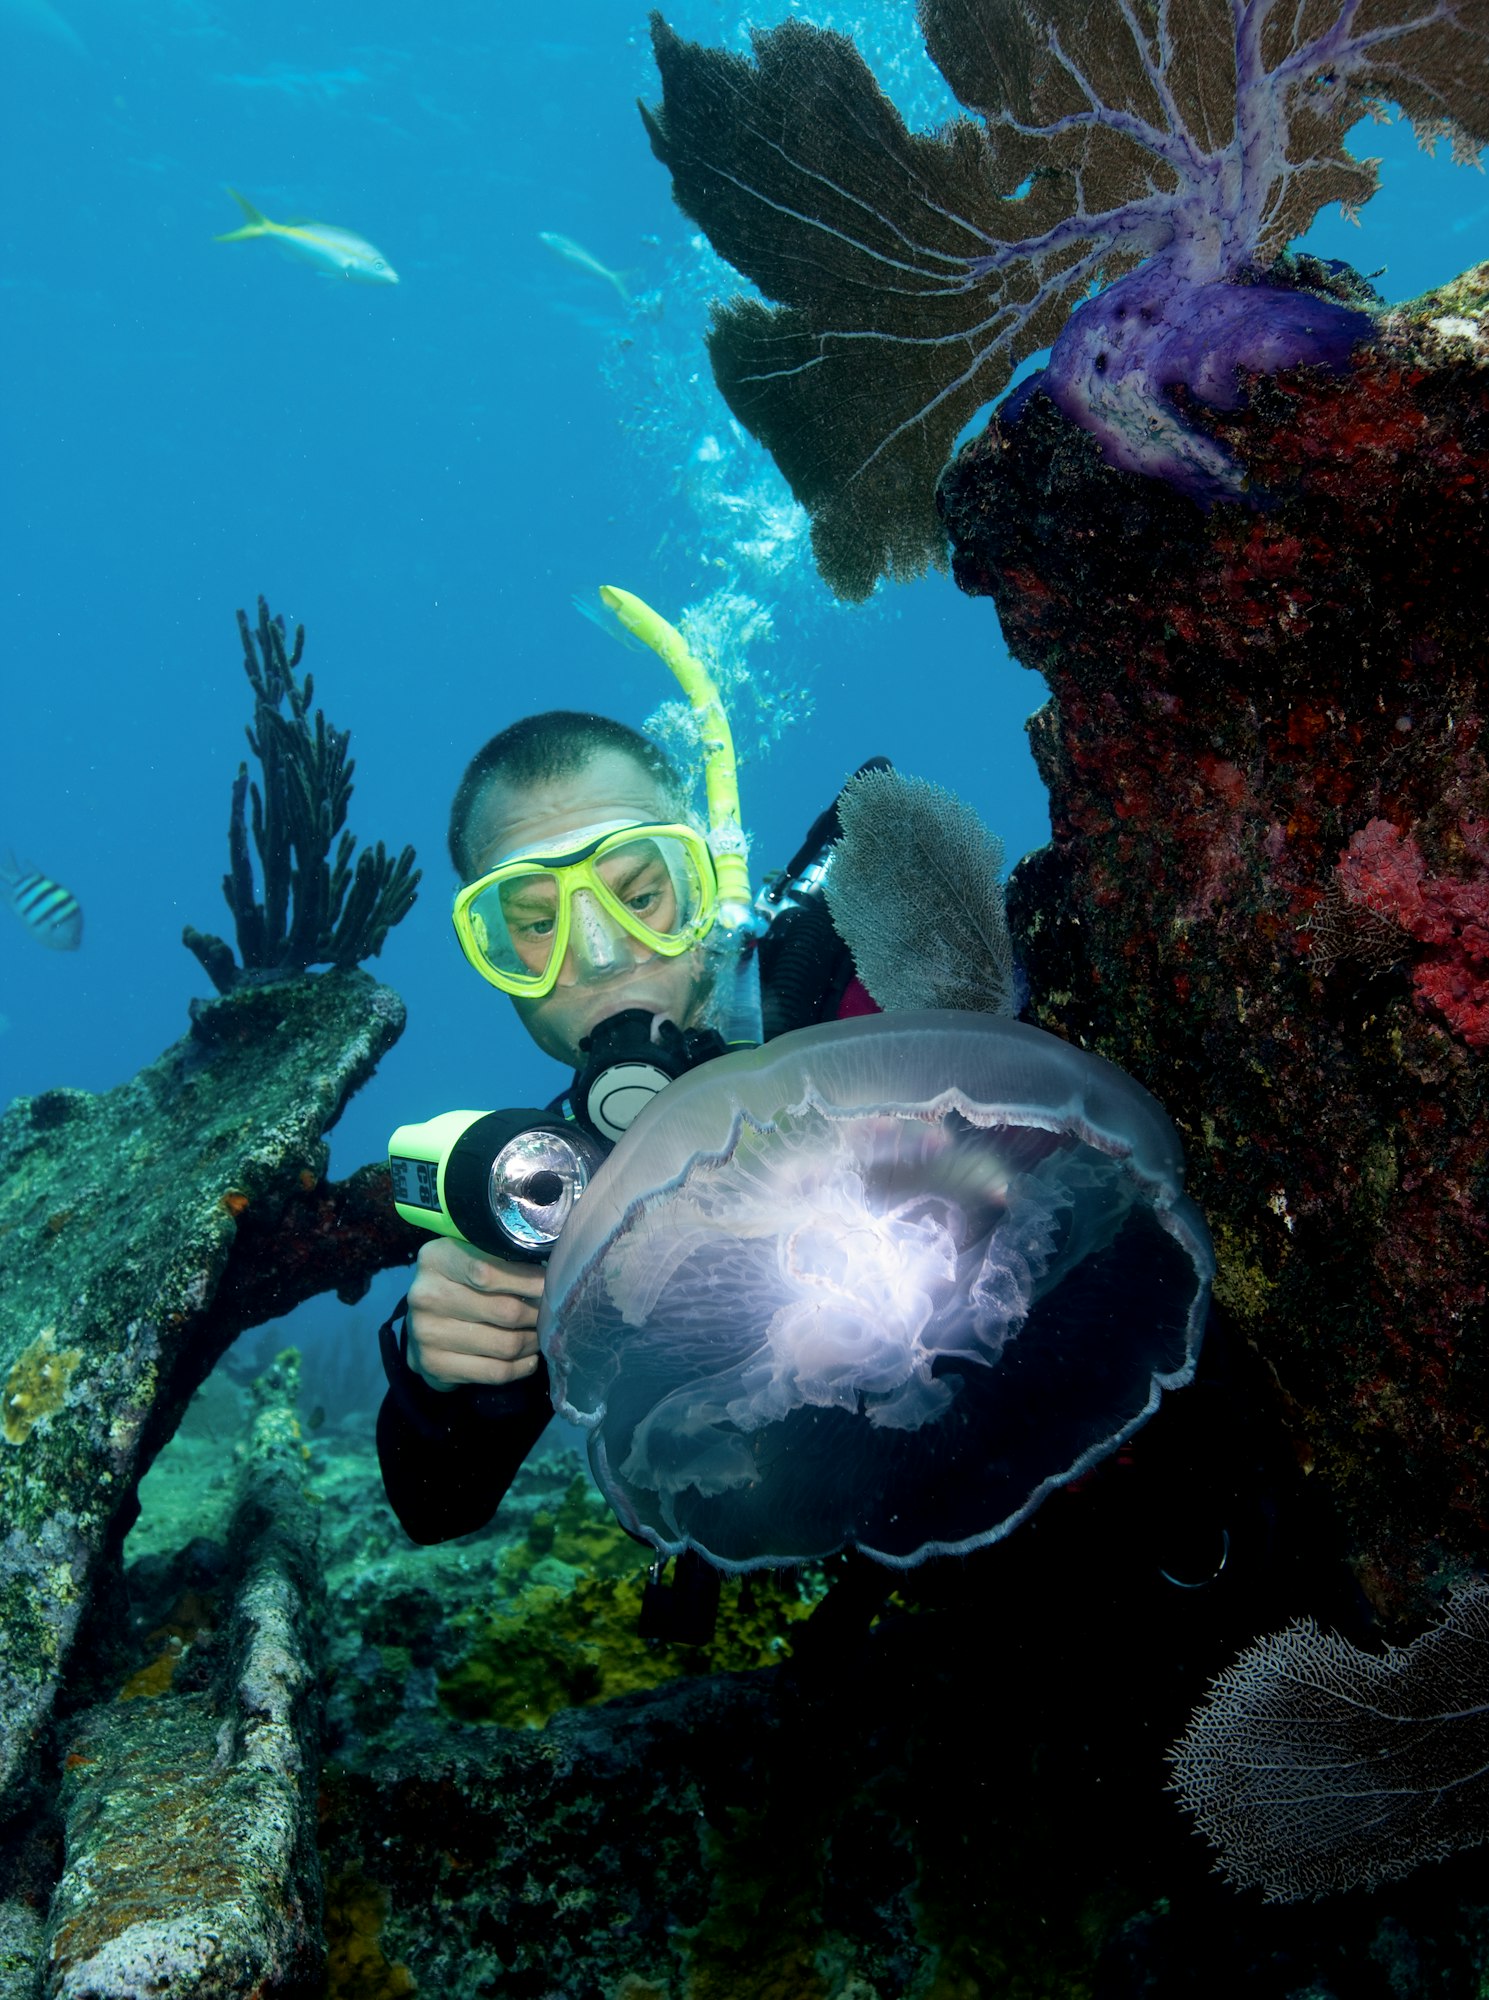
[571,591,645,652]
[538,231,632,305]
[4,0,88,57]
[215,188,398,284]
[2,856,82,950]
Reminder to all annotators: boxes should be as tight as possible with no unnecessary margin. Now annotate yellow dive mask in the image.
[452,820,720,998]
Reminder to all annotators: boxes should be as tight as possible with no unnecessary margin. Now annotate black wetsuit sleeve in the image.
[376,1302,554,1544]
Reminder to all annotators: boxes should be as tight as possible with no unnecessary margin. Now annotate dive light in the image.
[388,1009,734,1262]
[388,1108,608,1262]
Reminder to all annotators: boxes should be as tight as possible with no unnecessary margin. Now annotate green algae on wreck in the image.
[437,1473,826,1731]
[0,970,403,1813]
[308,1429,828,1757]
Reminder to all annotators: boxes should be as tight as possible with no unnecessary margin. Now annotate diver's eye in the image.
[600,849,676,930]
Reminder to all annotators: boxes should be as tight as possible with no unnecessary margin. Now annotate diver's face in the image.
[469,748,713,1068]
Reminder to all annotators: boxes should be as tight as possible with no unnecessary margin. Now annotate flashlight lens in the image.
[489,1129,596,1251]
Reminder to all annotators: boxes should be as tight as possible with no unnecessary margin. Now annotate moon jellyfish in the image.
[540,1010,1214,1571]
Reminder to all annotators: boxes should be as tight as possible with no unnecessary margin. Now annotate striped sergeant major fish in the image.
[2,856,82,950]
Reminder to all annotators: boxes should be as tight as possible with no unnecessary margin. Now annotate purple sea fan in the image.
[643,0,1489,598]
[1169,1579,1489,1901]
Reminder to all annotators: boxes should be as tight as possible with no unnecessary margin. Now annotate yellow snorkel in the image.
[597,584,761,1041]
[597,586,751,923]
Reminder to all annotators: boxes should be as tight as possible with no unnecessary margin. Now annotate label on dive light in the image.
[390,1155,442,1212]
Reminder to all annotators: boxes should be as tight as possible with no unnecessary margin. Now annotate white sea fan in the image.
[826,767,1013,1015]
[1169,1579,1489,1902]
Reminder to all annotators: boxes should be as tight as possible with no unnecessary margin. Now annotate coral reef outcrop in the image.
[938,264,1489,1626]
[0,970,417,1833]
[311,1444,1489,1997]
[15,1364,1477,1995]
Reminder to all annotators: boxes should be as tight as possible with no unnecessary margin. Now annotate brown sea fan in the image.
[643,0,1489,597]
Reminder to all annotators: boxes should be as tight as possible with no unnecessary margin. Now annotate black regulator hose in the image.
[759,894,847,1040]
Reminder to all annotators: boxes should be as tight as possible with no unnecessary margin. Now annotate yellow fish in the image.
[216,188,398,285]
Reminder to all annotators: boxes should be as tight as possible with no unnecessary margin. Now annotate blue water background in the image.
[2,0,1485,1378]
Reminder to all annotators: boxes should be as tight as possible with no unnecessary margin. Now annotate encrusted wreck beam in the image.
[44,1354,325,1999]
[0,972,419,1822]
[0,1899,42,1998]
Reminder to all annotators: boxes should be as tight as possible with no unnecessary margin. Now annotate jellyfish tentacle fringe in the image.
[185,595,421,993]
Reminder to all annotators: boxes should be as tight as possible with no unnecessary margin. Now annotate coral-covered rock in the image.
[938,262,1489,1625]
[0,971,415,1819]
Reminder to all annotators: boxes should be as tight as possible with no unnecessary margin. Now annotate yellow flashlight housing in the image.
[389,1109,608,1261]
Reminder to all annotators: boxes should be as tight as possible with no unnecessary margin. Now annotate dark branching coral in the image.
[1170,1580,1489,1900]
[644,0,1489,598]
[185,598,420,993]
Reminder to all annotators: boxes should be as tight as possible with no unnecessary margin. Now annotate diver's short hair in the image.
[449,710,688,879]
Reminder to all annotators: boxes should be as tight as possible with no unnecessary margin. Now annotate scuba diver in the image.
[377,589,1330,1665]
[377,589,882,1558]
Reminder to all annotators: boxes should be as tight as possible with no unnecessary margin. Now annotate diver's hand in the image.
[405,1236,545,1392]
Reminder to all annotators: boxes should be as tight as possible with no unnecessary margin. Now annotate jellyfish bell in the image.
[540,1009,1214,1572]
